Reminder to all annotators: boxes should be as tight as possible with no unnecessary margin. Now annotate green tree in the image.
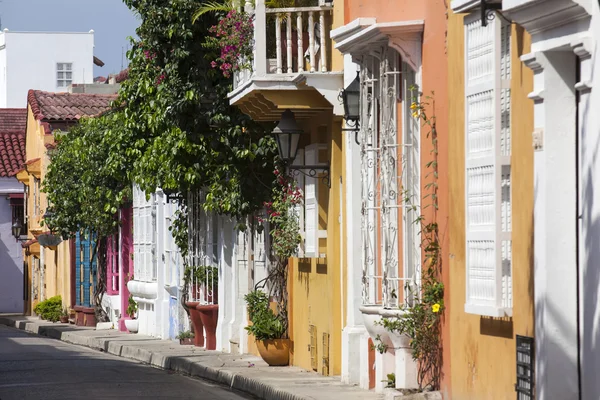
[120,0,276,219]
[43,112,133,321]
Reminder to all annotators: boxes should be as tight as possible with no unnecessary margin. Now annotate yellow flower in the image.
[412,111,419,118]
[410,102,418,110]
[431,303,441,313]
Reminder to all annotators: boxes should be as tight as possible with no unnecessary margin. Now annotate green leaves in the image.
[43,113,132,240]
[244,290,286,340]
[120,0,277,220]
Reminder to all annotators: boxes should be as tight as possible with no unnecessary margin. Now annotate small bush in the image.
[176,330,194,339]
[33,296,63,322]
[244,290,285,341]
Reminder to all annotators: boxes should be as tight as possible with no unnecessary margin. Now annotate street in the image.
[0,325,253,400]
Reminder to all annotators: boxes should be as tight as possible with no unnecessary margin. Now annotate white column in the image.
[572,36,599,400]
[254,0,267,76]
[341,55,370,388]
[523,51,579,400]
[275,15,283,74]
[297,12,304,72]
[308,11,316,72]
[286,12,293,73]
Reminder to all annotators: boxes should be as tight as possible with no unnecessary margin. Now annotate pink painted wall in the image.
[118,206,133,331]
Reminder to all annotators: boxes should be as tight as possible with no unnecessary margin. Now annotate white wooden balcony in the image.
[228,0,343,121]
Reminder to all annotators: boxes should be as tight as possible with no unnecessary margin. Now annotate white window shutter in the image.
[464,14,512,317]
[304,145,318,258]
[292,149,305,257]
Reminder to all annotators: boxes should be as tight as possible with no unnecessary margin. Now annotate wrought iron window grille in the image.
[515,335,535,399]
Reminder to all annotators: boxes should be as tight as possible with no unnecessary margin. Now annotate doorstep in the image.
[0,316,383,400]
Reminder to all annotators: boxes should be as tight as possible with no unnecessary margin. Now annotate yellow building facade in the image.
[20,90,116,315]
[228,0,346,376]
[447,7,535,399]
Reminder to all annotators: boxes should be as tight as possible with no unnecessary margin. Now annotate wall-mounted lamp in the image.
[273,109,331,187]
[38,210,62,248]
[12,219,24,241]
[340,72,361,145]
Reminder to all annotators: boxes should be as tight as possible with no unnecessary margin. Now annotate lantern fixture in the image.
[340,72,361,145]
[42,210,56,234]
[342,72,361,124]
[11,219,23,240]
[272,109,331,187]
[273,109,304,165]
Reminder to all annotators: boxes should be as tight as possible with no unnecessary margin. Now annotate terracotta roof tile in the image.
[0,109,26,177]
[27,90,117,122]
[0,108,27,132]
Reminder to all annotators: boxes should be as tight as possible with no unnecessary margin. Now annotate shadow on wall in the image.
[0,196,24,313]
[479,317,513,339]
[580,47,600,400]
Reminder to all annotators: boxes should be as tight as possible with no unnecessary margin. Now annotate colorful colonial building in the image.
[0,108,26,313]
[21,90,115,316]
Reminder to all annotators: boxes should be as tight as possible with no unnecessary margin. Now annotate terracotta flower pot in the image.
[179,337,194,345]
[197,304,219,351]
[256,339,290,366]
[59,316,69,323]
[203,287,218,304]
[81,306,97,327]
[185,301,204,347]
[74,305,85,326]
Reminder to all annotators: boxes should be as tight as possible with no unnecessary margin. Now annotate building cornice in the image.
[502,0,591,35]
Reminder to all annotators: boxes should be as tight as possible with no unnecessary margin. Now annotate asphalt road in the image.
[0,324,254,400]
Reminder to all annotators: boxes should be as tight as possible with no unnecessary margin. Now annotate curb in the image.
[0,317,310,400]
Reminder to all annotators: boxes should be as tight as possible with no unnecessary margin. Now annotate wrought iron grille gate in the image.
[359,47,421,308]
[515,335,535,399]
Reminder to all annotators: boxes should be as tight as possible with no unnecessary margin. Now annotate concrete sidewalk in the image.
[0,316,382,400]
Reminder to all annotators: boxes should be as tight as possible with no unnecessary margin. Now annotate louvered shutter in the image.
[304,145,318,258]
[292,149,305,257]
[464,14,512,317]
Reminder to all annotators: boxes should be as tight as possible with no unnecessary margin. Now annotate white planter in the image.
[124,319,139,333]
[379,309,417,389]
[379,308,411,349]
[360,305,418,391]
[359,305,394,354]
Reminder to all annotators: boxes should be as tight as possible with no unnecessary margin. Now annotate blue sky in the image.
[0,0,139,77]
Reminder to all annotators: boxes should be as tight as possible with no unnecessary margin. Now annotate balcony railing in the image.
[233,0,334,90]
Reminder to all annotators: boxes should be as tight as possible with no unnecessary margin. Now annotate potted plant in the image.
[183,265,204,347]
[245,290,289,366]
[196,265,219,350]
[176,330,195,345]
[124,294,139,333]
[59,307,69,323]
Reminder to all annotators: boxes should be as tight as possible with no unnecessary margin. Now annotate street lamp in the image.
[39,210,62,248]
[272,109,330,187]
[340,72,361,145]
[273,109,304,165]
[11,219,23,240]
[341,72,361,124]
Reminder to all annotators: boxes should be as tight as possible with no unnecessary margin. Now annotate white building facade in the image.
[0,30,95,108]
[128,186,188,339]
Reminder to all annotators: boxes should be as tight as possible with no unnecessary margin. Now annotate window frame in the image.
[463,12,513,317]
[56,62,73,88]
